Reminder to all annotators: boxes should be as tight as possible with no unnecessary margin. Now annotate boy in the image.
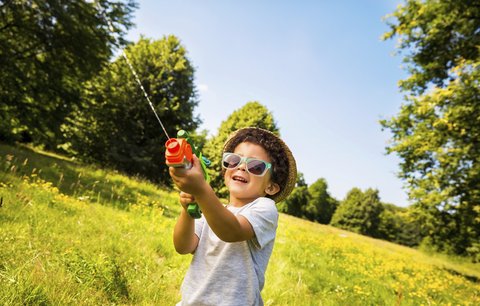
[169,127,297,306]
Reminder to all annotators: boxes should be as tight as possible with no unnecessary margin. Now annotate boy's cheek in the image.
[223,173,232,186]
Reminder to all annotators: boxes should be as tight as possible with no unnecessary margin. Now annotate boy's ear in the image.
[265,182,280,196]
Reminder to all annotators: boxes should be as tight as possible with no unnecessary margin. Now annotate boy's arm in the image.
[195,185,255,243]
[173,206,199,254]
[169,156,255,243]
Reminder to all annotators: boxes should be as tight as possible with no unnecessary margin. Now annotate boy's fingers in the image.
[169,166,188,177]
[192,154,199,163]
[179,192,194,203]
[179,192,195,206]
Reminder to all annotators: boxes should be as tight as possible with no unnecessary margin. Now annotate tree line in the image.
[1,0,478,261]
[279,174,422,248]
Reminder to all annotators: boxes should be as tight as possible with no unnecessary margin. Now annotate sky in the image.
[125,0,410,207]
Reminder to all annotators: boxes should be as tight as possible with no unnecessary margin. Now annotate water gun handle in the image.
[165,130,210,219]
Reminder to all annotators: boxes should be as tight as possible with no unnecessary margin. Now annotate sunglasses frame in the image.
[222,152,272,177]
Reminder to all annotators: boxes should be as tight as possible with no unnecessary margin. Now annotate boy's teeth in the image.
[233,176,247,182]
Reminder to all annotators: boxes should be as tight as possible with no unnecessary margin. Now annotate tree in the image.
[377,203,424,247]
[381,0,480,256]
[62,36,200,184]
[330,188,384,237]
[304,178,338,224]
[278,172,310,218]
[203,101,279,199]
[0,0,137,148]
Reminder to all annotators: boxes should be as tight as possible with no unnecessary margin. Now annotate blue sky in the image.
[125,0,410,207]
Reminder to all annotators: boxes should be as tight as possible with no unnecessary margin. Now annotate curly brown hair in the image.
[223,128,291,200]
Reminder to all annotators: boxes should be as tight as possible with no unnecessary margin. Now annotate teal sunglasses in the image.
[222,152,272,176]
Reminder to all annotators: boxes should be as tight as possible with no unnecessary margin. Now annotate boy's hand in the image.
[169,155,208,196]
[179,192,195,210]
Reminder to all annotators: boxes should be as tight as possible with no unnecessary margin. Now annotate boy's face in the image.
[224,142,280,206]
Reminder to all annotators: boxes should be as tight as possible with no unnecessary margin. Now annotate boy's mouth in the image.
[232,175,247,183]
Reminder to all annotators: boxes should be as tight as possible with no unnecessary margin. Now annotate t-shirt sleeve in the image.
[239,198,279,249]
[194,216,205,238]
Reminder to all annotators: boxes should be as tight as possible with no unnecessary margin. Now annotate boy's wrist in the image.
[192,181,214,204]
[180,206,195,219]
[186,179,208,199]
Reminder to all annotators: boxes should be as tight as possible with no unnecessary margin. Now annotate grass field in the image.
[1,143,479,305]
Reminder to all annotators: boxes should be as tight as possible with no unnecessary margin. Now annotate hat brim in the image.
[223,127,297,203]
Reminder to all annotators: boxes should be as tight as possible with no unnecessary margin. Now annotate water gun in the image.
[165,130,210,218]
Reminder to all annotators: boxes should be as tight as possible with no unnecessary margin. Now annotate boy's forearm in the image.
[195,183,252,242]
[173,209,197,254]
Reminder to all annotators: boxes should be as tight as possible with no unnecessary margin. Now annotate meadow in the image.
[0,143,479,305]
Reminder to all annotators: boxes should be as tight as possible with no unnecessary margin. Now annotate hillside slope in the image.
[0,143,479,305]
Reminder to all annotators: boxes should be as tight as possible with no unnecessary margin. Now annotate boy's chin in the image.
[229,189,267,201]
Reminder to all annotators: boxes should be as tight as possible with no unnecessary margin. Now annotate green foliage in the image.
[382,0,480,256]
[305,178,338,224]
[280,175,339,224]
[62,36,200,185]
[377,203,423,247]
[0,0,137,148]
[331,188,384,237]
[1,143,479,304]
[278,173,310,217]
[382,0,479,94]
[203,101,278,199]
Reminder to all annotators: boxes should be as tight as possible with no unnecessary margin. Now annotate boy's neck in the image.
[229,196,265,207]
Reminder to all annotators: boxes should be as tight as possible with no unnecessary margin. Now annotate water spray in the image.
[95,1,210,218]
[95,1,170,140]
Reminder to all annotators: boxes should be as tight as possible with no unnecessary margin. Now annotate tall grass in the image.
[265,216,480,305]
[1,143,479,305]
[0,143,184,304]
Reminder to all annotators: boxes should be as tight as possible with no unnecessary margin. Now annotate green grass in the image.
[1,143,479,305]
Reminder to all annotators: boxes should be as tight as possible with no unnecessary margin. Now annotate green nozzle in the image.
[177,130,188,138]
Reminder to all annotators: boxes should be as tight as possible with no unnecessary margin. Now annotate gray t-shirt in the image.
[177,197,279,306]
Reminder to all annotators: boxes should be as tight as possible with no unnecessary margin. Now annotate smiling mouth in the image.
[232,175,247,183]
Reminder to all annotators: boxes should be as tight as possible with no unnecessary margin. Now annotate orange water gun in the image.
[165,130,210,218]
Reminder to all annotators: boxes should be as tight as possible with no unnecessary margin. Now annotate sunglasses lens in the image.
[247,159,267,176]
[223,154,241,169]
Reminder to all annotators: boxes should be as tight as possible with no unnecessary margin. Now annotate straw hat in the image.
[223,127,297,203]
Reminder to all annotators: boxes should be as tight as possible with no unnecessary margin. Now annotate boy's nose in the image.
[237,162,247,171]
